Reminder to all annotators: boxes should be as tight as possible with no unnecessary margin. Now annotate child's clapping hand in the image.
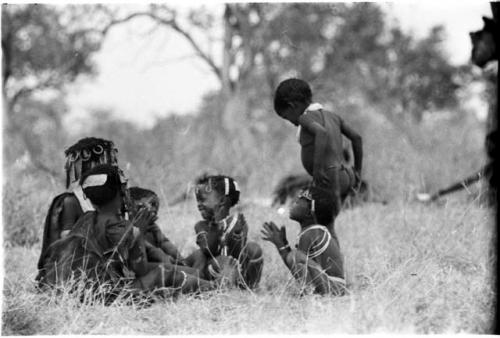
[261,221,288,250]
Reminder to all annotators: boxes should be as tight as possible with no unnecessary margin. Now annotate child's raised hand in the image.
[261,221,288,249]
[132,208,155,232]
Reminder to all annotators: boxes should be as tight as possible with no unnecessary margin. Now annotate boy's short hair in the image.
[129,186,159,202]
[80,164,121,207]
[309,186,334,226]
[274,78,312,112]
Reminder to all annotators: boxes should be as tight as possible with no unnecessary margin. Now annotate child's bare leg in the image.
[146,244,175,264]
[322,166,353,234]
[239,241,264,289]
[184,249,208,278]
[161,262,206,278]
[133,264,215,293]
[292,250,326,294]
[293,250,344,295]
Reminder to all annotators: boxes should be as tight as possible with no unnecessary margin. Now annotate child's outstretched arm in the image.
[298,114,328,183]
[149,224,185,262]
[340,119,363,182]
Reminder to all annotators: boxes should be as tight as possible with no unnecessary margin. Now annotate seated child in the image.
[129,186,185,265]
[36,137,129,280]
[273,78,363,234]
[37,164,215,300]
[261,186,346,296]
[184,174,264,289]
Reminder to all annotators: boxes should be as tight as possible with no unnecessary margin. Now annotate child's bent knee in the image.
[245,241,263,259]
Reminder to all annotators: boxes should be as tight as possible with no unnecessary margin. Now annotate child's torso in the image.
[198,213,248,258]
[299,109,345,175]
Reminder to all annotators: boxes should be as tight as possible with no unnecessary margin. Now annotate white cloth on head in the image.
[305,103,323,112]
[82,174,108,188]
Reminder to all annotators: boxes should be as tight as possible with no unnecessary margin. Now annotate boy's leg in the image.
[293,250,345,296]
[324,166,355,234]
[207,256,239,287]
[145,242,175,264]
[132,264,215,293]
[238,241,264,289]
[184,249,209,279]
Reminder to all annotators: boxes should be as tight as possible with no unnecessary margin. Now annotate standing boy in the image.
[274,78,363,233]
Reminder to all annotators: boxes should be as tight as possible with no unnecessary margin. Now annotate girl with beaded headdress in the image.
[38,164,216,299]
[36,137,129,281]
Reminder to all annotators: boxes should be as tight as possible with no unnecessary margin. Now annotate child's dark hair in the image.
[274,78,312,112]
[129,186,159,203]
[80,164,121,207]
[196,174,240,207]
[309,186,334,226]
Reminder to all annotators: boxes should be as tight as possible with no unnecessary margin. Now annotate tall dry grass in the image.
[2,199,495,334]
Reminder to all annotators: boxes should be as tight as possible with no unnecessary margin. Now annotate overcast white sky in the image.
[64,1,493,129]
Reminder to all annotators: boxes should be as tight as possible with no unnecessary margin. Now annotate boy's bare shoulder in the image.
[321,108,343,122]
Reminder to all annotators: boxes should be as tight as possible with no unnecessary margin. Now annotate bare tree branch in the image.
[87,9,223,82]
[152,14,222,81]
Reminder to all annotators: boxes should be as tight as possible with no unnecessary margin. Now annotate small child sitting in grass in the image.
[129,187,184,265]
[184,174,264,289]
[262,186,346,295]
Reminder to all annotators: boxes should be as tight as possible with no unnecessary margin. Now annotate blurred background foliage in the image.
[2,3,494,246]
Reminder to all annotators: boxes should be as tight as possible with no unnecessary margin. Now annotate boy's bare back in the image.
[298,108,345,176]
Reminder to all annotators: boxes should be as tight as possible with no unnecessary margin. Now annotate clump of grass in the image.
[2,199,495,334]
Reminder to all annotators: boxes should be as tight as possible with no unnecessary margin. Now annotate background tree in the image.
[2,4,106,175]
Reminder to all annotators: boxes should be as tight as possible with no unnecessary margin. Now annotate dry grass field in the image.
[2,196,495,334]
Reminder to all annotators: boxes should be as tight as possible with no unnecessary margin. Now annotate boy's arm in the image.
[150,224,184,261]
[60,196,82,238]
[105,219,150,276]
[228,214,248,242]
[339,118,363,179]
[299,114,328,183]
[127,209,157,276]
[194,221,216,257]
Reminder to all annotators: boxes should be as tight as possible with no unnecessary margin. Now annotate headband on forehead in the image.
[224,178,229,195]
[223,177,239,195]
[82,174,108,189]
